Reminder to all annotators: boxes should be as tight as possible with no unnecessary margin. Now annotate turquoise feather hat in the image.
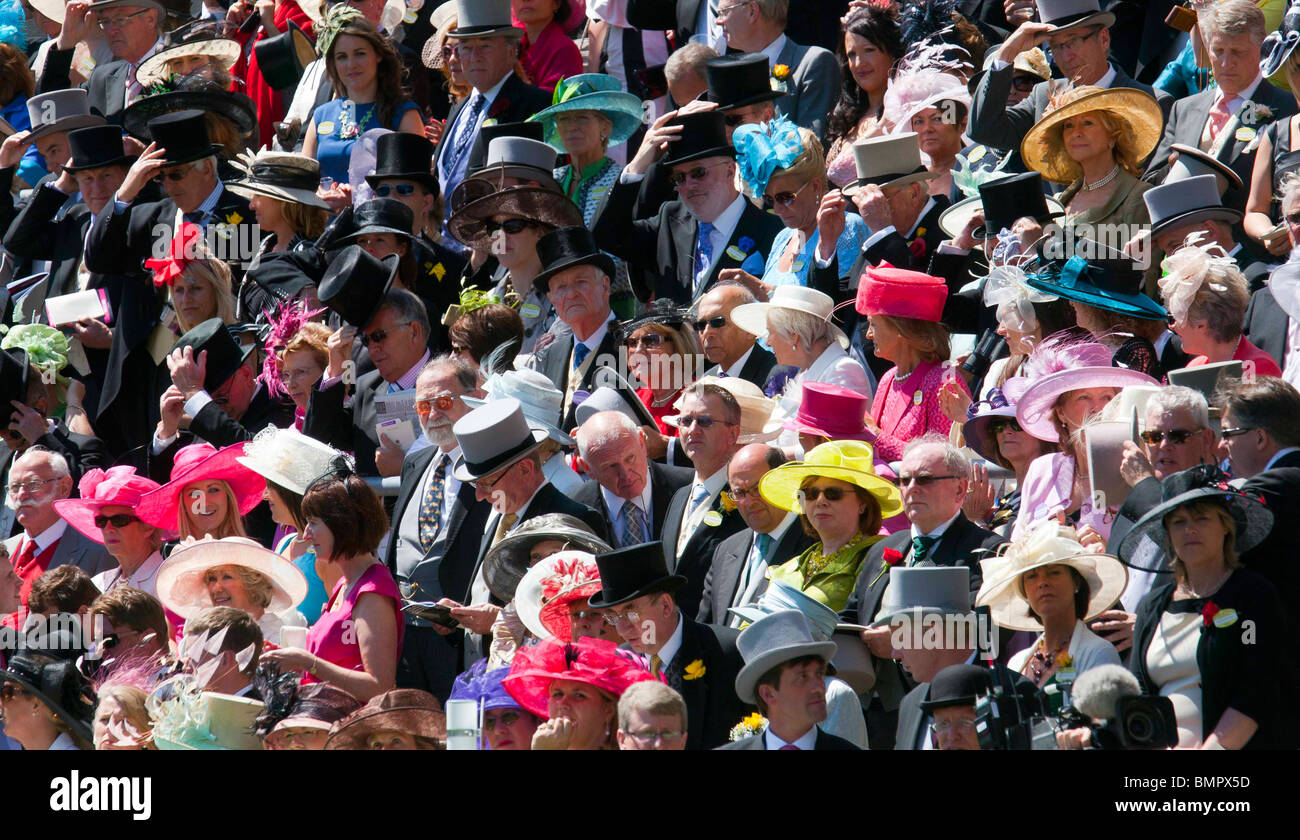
[528,74,645,151]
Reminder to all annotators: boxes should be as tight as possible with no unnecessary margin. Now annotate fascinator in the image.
[1157,232,1241,326]
[1,324,70,387]
[315,2,362,57]
[732,115,805,202]
[258,299,326,399]
[144,222,206,287]
[882,41,972,141]
[980,252,1059,335]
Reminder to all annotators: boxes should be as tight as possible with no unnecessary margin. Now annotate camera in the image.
[960,329,1008,383]
[973,665,1058,750]
[1060,695,1180,750]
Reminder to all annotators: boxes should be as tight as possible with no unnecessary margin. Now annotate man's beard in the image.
[423,420,456,449]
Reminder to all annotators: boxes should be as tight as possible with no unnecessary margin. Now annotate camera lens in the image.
[1125,709,1155,744]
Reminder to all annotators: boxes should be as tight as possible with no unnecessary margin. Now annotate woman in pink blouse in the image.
[513,0,583,92]
[855,265,962,463]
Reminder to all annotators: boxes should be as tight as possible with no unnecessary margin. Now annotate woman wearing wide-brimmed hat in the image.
[1009,334,1158,543]
[960,384,1052,534]
[136,442,266,544]
[325,688,447,749]
[55,467,167,600]
[0,648,97,750]
[227,147,330,265]
[1121,467,1286,749]
[254,674,360,750]
[758,440,904,613]
[1021,85,1162,229]
[977,520,1126,704]
[450,659,541,750]
[513,550,619,645]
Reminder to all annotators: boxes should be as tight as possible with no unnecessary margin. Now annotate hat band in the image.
[250,162,320,192]
[1044,9,1105,27]
[857,165,926,185]
[463,433,539,476]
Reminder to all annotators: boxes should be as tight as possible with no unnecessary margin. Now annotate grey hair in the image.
[767,308,834,353]
[665,41,718,85]
[576,410,642,461]
[423,353,479,391]
[1200,0,1266,44]
[752,0,789,25]
[902,434,971,480]
[1146,386,1210,429]
[13,445,70,479]
[380,289,430,342]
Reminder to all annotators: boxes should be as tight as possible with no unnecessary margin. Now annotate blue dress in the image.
[1,95,44,188]
[761,212,869,288]
[277,534,327,625]
[312,98,422,184]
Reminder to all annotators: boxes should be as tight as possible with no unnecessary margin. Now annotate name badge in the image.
[703,510,724,527]
[1235,126,1257,143]
[968,145,986,163]
[317,121,334,135]
[1212,608,1239,628]
[913,389,923,406]
[520,303,541,318]
[791,259,806,272]
[725,245,747,261]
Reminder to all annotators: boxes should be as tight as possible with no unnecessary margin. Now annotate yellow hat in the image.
[758,440,903,518]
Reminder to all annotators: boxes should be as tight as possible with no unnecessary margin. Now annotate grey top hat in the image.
[452,397,549,482]
[870,566,972,628]
[1143,174,1242,237]
[1035,0,1115,32]
[448,0,523,37]
[27,89,106,141]
[734,610,837,705]
[453,137,563,213]
[463,367,575,446]
[1165,143,1244,197]
[845,133,938,191]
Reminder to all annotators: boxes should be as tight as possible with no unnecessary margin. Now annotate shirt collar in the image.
[700,192,747,242]
[1264,446,1300,471]
[126,550,167,588]
[478,70,513,103]
[511,482,546,519]
[600,466,653,521]
[760,511,798,543]
[764,722,818,750]
[575,312,615,348]
[655,609,685,665]
[130,38,164,71]
[758,34,788,68]
[1096,63,1118,89]
[906,198,934,240]
[392,349,432,390]
[695,464,730,498]
[193,181,224,219]
[722,345,755,378]
[26,519,68,553]
[1219,74,1265,107]
[803,343,845,381]
[911,510,961,541]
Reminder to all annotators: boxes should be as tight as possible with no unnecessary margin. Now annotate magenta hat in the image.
[1014,338,1158,441]
[782,382,874,441]
[53,466,163,544]
[136,443,267,530]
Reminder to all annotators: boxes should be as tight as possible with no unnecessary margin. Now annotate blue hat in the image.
[1025,245,1167,321]
[528,74,645,151]
[450,660,525,712]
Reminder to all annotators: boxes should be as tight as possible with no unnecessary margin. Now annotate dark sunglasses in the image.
[674,415,734,429]
[693,316,727,331]
[94,513,139,529]
[1140,428,1198,446]
[668,163,724,188]
[800,486,850,502]
[484,711,521,730]
[625,333,665,349]
[0,683,30,701]
[723,113,748,127]
[1011,75,1039,92]
[484,218,535,235]
[155,164,195,182]
[988,418,1022,435]
[761,180,812,211]
[898,474,961,487]
[374,183,417,197]
[1220,426,1258,439]
[360,322,411,347]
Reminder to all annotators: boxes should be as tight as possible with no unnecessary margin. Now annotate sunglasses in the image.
[693,316,727,331]
[0,683,30,701]
[485,218,535,235]
[602,607,642,626]
[155,163,196,182]
[723,113,748,127]
[359,322,411,347]
[898,474,962,487]
[668,161,728,188]
[483,711,522,730]
[1011,75,1039,93]
[762,180,812,211]
[988,418,1023,435]
[1140,428,1199,446]
[800,485,850,502]
[1220,426,1258,438]
[626,333,665,349]
[373,183,417,197]
[94,513,140,529]
[674,415,734,430]
[416,394,460,413]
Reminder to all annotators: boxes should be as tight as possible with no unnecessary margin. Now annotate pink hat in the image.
[782,382,874,441]
[53,466,163,544]
[1014,337,1159,441]
[536,556,604,641]
[503,636,657,719]
[855,263,948,323]
[135,443,266,530]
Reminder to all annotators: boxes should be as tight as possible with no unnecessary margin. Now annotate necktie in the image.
[12,539,38,605]
[446,93,487,182]
[573,341,592,371]
[1208,94,1232,141]
[416,455,448,553]
[688,482,711,519]
[620,499,646,547]
[779,744,801,750]
[694,221,715,294]
[756,532,773,559]
[184,210,210,227]
[493,511,519,546]
[126,64,142,105]
[911,535,938,564]
[649,653,663,677]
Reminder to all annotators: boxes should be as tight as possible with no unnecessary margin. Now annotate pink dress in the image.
[520,21,583,92]
[868,360,954,463]
[1011,452,1116,543]
[303,562,404,684]
[1188,338,1282,379]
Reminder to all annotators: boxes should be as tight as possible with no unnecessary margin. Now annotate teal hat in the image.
[1024,241,1168,321]
[528,74,645,151]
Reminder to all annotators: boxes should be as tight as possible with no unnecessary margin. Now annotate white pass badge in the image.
[1235,126,1256,143]
[725,245,747,260]
[520,303,541,318]
[317,121,334,135]
[703,510,724,527]
[1212,608,1238,628]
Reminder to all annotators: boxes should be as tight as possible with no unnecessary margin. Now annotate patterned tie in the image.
[688,482,711,520]
[620,499,646,547]
[1208,94,1232,142]
[493,511,520,546]
[11,539,38,605]
[694,221,715,294]
[416,455,448,553]
[573,341,592,372]
[649,653,663,677]
[446,93,487,183]
[911,535,938,564]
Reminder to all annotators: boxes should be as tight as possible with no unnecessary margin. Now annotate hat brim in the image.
[962,406,1019,462]
[780,415,874,441]
[534,252,617,296]
[1021,87,1163,184]
[976,549,1128,632]
[53,497,147,544]
[135,443,267,530]
[326,705,447,749]
[1150,206,1243,237]
[156,539,309,618]
[338,223,414,244]
[586,574,688,609]
[457,165,563,204]
[228,179,331,210]
[448,24,524,37]
[123,90,258,142]
[28,114,107,142]
[1167,144,1244,192]
[137,38,242,88]
[529,93,647,149]
[1024,275,1168,320]
[63,153,138,173]
[706,88,783,111]
[364,171,441,192]
[1044,10,1115,33]
[1117,486,1275,562]
[448,186,584,251]
[870,604,974,629]
[758,462,904,519]
[844,166,938,193]
[661,145,737,168]
[483,528,609,603]
[451,427,550,482]
[730,300,849,349]
[0,663,94,744]
[734,640,837,704]
[937,193,1066,239]
[1015,366,1160,441]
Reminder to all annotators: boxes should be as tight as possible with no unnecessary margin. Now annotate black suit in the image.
[733,344,779,390]
[698,522,817,625]
[433,72,551,186]
[648,614,747,750]
[474,483,610,584]
[895,665,1035,750]
[591,177,785,304]
[717,727,861,750]
[302,369,387,476]
[571,461,693,544]
[529,319,636,431]
[38,48,131,124]
[661,481,746,621]
[1244,285,1290,368]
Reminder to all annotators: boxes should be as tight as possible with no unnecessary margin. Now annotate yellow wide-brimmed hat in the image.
[1021,86,1163,184]
[758,440,903,519]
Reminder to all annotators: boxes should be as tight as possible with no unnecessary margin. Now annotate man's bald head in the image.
[727,443,788,534]
[577,411,649,501]
[696,281,759,370]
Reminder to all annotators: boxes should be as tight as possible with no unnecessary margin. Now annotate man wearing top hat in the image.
[1145,174,1270,296]
[0,89,107,234]
[591,541,747,750]
[593,108,783,305]
[716,610,858,750]
[432,0,551,232]
[968,0,1173,168]
[714,1,838,138]
[38,0,169,123]
[84,110,257,282]
[915,663,998,750]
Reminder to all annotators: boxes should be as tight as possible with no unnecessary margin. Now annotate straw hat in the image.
[136,21,241,88]
[447,185,583,252]
[976,520,1128,631]
[325,689,447,749]
[664,375,778,444]
[962,387,1021,463]
[1015,343,1159,443]
[758,439,903,518]
[730,286,848,349]
[227,148,330,210]
[135,442,267,531]
[420,2,459,70]
[156,536,309,619]
[235,425,346,496]
[1021,86,1163,184]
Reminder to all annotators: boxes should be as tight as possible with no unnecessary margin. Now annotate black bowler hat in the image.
[338,198,416,245]
[587,541,687,609]
[62,125,137,173]
[254,20,317,90]
[318,246,399,329]
[938,171,1065,239]
[0,347,30,407]
[147,109,222,165]
[533,226,616,295]
[173,318,254,393]
[365,133,438,192]
[660,111,736,168]
[704,53,782,111]
[919,664,995,712]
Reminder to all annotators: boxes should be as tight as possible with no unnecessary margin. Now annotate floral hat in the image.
[53,466,162,544]
[527,74,645,151]
[135,443,267,531]
[502,636,656,719]
[0,324,70,387]
[513,550,603,640]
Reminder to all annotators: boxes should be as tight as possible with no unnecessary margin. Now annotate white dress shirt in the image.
[695,193,747,292]
[764,723,819,750]
[676,465,730,556]
[650,609,685,671]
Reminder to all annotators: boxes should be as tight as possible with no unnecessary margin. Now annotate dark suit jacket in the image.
[571,460,694,541]
[1244,285,1290,367]
[1239,452,1300,695]
[530,320,635,431]
[591,177,785,304]
[661,481,746,621]
[656,615,747,750]
[433,72,552,177]
[38,47,130,124]
[717,727,860,750]
[145,387,296,482]
[625,0,701,50]
[1144,82,1299,214]
[4,183,94,301]
[894,682,932,751]
[773,39,839,139]
[736,343,778,388]
[4,525,115,581]
[303,369,385,476]
[697,522,817,624]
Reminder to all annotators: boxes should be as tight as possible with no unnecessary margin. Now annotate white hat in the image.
[236,426,346,496]
[729,286,848,349]
[157,537,309,619]
[464,367,574,446]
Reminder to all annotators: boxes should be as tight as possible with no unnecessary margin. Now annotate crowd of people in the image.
[1,0,1300,752]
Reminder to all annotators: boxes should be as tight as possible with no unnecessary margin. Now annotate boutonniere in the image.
[770,64,790,93]
[1055,651,1072,668]
[725,235,757,262]
[487,96,511,119]
[869,547,905,587]
[729,712,767,741]
[909,234,927,260]
[1241,101,1273,127]
[683,659,706,680]
[225,211,243,226]
[719,490,738,513]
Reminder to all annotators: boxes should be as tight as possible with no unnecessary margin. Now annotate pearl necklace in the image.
[1082,164,1120,192]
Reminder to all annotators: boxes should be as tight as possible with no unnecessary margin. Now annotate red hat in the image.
[855,262,948,323]
[783,382,874,441]
[537,555,604,641]
[135,442,266,531]
[502,636,657,719]
[53,466,163,544]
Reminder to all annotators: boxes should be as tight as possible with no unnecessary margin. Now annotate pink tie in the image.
[779,744,801,750]
[1208,94,1233,140]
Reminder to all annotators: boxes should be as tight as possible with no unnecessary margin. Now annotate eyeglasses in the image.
[692,316,728,331]
[484,218,536,235]
[800,485,849,502]
[155,163,197,183]
[416,393,461,414]
[373,183,418,197]
[898,474,962,487]
[625,333,665,350]
[627,728,684,745]
[988,419,1023,435]
[568,610,602,621]
[668,161,729,188]
[359,322,411,347]
[96,8,150,28]
[468,462,515,489]
[1011,75,1039,93]
[602,607,642,626]
[724,486,760,502]
[483,711,521,730]
[931,719,977,735]
[1048,26,1101,53]
[1140,428,1199,446]
[1220,426,1258,439]
[723,113,749,128]
[0,683,30,702]
[715,0,752,20]
[762,180,813,211]
[674,415,735,430]
[94,513,140,529]
[5,477,58,495]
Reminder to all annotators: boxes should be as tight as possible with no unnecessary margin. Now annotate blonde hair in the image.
[1036,86,1144,181]
[173,252,237,333]
[204,563,274,610]
[178,481,247,541]
[95,685,156,750]
[870,313,949,361]
[205,112,246,157]
[1164,498,1240,586]
[278,197,329,239]
[773,127,825,189]
[280,321,332,370]
[1186,263,1249,342]
[1200,0,1266,44]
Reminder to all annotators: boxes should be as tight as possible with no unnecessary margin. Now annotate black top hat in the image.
[919,664,995,712]
[319,246,399,328]
[705,53,782,111]
[587,541,688,609]
[365,133,438,192]
[533,226,616,295]
[0,347,30,407]
[63,125,138,172]
[975,172,1063,239]
[147,109,223,165]
[123,76,258,143]
[660,111,736,168]
[1,648,98,745]
[174,317,255,392]
[254,20,318,91]
[339,198,416,245]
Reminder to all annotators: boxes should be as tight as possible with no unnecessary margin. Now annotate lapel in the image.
[668,203,697,300]
[896,684,929,750]
[662,486,689,572]
[539,333,573,407]
[442,482,480,555]
[860,531,911,623]
[437,95,470,170]
[648,463,670,532]
[664,617,709,748]
[699,203,767,299]
[110,62,129,115]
